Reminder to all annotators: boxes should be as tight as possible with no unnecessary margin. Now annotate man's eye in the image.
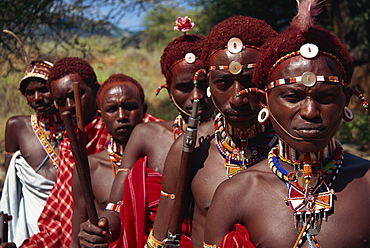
[283,94,303,103]
[316,94,336,104]
[38,87,49,93]
[25,90,35,96]
[176,83,193,92]
[213,80,232,90]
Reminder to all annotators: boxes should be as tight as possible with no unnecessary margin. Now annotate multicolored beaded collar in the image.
[107,137,125,177]
[214,113,277,178]
[31,113,64,170]
[268,138,344,248]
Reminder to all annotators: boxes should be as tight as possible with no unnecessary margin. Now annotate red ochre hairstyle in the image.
[201,15,278,68]
[253,11,354,88]
[96,73,145,109]
[46,57,98,90]
[160,34,204,87]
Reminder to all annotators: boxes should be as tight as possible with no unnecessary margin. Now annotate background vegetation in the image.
[0,0,369,179]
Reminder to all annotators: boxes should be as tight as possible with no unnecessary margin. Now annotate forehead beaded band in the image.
[207,38,260,60]
[169,52,198,71]
[266,73,345,91]
[265,73,369,110]
[269,43,347,82]
[193,68,206,87]
[209,61,255,75]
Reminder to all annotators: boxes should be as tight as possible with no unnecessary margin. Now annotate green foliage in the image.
[336,111,370,144]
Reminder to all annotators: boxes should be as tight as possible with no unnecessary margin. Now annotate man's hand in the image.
[78,218,110,248]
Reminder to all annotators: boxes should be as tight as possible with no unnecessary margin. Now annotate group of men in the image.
[1,0,370,247]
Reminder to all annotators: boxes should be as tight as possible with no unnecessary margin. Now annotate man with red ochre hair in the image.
[151,16,278,248]
[203,1,370,247]
[78,32,214,247]
[70,73,161,247]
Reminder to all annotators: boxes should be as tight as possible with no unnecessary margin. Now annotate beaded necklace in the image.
[214,113,277,178]
[268,138,344,248]
[31,113,64,170]
[107,137,125,177]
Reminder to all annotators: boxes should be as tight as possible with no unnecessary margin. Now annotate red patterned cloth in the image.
[21,114,160,248]
[21,117,110,248]
[220,224,255,248]
[142,113,163,123]
[112,157,192,248]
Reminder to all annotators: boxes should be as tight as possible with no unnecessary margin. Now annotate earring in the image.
[206,87,211,98]
[54,101,59,109]
[343,106,354,122]
[258,108,270,124]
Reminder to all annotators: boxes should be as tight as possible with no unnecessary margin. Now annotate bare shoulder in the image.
[6,115,31,130]
[88,149,109,171]
[132,120,174,134]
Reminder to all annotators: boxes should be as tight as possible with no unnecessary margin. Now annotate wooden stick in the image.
[61,111,99,225]
[165,99,200,247]
[73,82,88,165]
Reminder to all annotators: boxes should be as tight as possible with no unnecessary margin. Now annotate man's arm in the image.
[4,117,21,171]
[71,165,88,248]
[151,135,184,242]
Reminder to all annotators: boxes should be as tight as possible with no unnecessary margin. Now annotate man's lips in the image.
[293,125,326,138]
[116,125,133,132]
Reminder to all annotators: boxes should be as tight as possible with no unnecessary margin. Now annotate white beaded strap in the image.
[104,201,123,213]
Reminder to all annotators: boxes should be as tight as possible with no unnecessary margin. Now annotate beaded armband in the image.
[161,190,175,200]
[203,242,219,248]
[5,151,14,155]
[117,168,130,173]
[147,230,164,248]
[104,201,123,213]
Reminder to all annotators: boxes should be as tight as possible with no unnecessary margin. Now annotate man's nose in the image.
[34,91,43,101]
[300,98,321,120]
[65,98,75,112]
[117,108,127,121]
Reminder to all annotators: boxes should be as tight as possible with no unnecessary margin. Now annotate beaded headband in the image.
[209,62,255,75]
[19,60,53,91]
[268,43,346,81]
[208,38,260,75]
[266,73,345,91]
[169,53,198,71]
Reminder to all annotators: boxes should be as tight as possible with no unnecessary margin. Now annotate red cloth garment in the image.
[220,224,255,248]
[113,157,192,248]
[142,113,163,123]
[21,117,109,248]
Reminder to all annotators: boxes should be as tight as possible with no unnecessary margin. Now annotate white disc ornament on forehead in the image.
[300,43,319,59]
[227,37,243,54]
[229,61,242,75]
[301,71,317,87]
[185,53,196,64]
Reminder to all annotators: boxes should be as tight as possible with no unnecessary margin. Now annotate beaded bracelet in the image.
[104,201,123,213]
[147,230,164,248]
[160,190,175,200]
[117,168,130,173]
[203,242,219,248]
